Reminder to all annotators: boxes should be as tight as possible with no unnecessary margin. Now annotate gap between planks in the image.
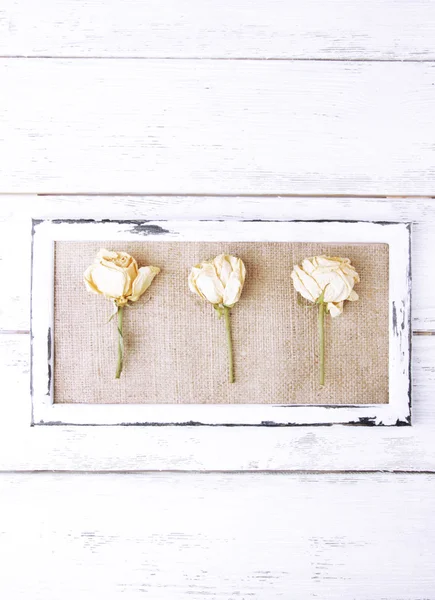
[1,469,435,475]
[2,56,435,63]
[2,192,435,199]
[33,193,435,199]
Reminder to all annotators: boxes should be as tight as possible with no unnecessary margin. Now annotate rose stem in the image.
[223,306,235,384]
[318,302,325,386]
[115,305,124,379]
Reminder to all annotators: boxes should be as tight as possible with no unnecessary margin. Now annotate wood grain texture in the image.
[0,332,434,471]
[1,0,435,59]
[0,195,433,331]
[1,60,435,194]
[1,3,434,592]
[0,472,434,599]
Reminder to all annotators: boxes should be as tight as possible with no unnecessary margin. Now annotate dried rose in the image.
[84,249,160,379]
[85,249,160,307]
[188,253,246,308]
[291,255,360,385]
[189,254,246,382]
[291,256,359,317]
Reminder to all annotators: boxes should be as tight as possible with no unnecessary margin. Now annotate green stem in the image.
[318,302,325,386]
[115,305,124,379]
[223,306,234,384]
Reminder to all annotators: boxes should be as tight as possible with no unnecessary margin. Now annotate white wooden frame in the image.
[31,219,411,427]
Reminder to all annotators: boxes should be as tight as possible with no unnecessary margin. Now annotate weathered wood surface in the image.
[0,472,434,599]
[1,0,435,59]
[0,332,434,471]
[1,1,435,595]
[0,196,430,470]
[1,61,434,194]
[0,196,434,331]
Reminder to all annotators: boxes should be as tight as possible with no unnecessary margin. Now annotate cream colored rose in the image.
[84,249,160,306]
[291,255,359,317]
[188,253,246,308]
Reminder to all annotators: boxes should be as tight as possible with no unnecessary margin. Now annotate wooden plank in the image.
[0,472,434,599]
[0,195,434,331]
[1,0,435,59]
[0,332,434,471]
[1,60,435,195]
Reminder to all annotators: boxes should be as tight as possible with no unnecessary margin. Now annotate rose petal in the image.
[239,258,247,284]
[188,266,203,297]
[213,254,233,286]
[301,258,316,274]
[123,261,139,297]
[129,266,160,302]
[113,251,136,268]
[320,272,351,303]
[328,301,343,317]
[230,257,246,286]
[189,261,224,304]
[315,256,341,268]
[195,263,225,305]
[223,271,243,307]
[91,263,127,299]
[291,265,322,302]
[84,266,100,295]
[97,249,118,261]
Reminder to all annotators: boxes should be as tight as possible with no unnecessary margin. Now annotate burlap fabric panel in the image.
[54,241,389,404]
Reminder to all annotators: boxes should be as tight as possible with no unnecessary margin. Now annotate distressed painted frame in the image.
[31,219,411,426]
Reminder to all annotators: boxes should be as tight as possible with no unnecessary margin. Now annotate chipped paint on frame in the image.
[30,219,412,427]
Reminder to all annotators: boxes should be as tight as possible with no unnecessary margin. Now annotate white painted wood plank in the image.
[1,0,435,59]
[0,332,434,471]
[0,195,434,331]
[1,60,435,194]
[0,472,434,599]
